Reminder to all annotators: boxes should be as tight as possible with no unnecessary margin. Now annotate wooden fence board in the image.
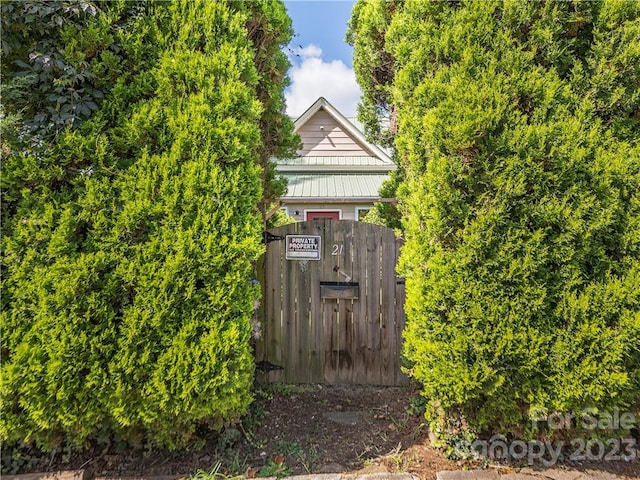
[366,223,382,385]
[395,238,409,385]
[321,220,338,383]
[354,222,369,383]
[381,227,396,385]
[264,227,284,382]
[308,222,323,383]
[255,255,266,363]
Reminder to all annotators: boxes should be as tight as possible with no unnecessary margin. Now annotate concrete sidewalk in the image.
[436,467,638,480]
[5,468,637,480]
[262,468,638,480]
[264,475,418,480]
[3,473,419,480]
[251,469,638,480]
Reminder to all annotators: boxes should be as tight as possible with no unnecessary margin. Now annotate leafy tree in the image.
[238,1,300,225]
[1,0,102,146]
[346,0,398,147]
[0,0,124,221]
[359,168,404,231]
[351,0,640,435]
[347,0,402,230]
[1,0,295,450]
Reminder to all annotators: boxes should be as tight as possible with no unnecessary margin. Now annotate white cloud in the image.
[285,44,361,117]
[297,44,323,59]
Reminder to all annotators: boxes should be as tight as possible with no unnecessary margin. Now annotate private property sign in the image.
[286,235,321,260]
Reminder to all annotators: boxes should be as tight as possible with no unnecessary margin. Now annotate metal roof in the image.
[280,173,388,200]
[276,156,390,166]
[275,156,396,173]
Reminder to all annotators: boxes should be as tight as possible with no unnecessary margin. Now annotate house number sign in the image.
[285,235,322,260]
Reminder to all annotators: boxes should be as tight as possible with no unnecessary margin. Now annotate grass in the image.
[273,440,319,474]
[258,459,291,478]
[190,462,240,480]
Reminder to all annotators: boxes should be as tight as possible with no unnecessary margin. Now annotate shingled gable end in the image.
[275,97,396,222]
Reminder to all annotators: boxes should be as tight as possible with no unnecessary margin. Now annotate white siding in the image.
[297,110,370,156]
[281,203,376,222]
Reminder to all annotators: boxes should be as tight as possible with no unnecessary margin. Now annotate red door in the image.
[305,210,340,220]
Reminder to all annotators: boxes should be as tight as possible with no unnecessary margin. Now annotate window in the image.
[355,207,371,221]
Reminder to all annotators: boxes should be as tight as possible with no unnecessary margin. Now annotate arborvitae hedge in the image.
[350,0,640,435]
[1,0,294,449]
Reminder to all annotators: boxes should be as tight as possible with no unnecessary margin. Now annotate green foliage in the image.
[0,0,113,147]
[347,0,403,230]
[259,459,291,478]
[267,208,296,228]
[361,167,404,230]
[1,0,295,451]
[190,463,233,480]
[351,0,640,436]
[235,1,301,223]
[346,0,399,147]
[405,394,427,417]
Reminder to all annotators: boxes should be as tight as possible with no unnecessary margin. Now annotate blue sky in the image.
[283,1,362,117]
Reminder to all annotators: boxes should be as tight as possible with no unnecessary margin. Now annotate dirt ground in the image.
[6,384,639,479]
[233,383,457,478]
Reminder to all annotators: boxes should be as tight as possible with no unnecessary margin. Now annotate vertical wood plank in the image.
[284,223,300,383]
[296,261,310,383]
[295,222,312,383]
[329,297,341,384]
[353,222,369,384]
[336,221,354,384]
[328,220,342,383]
[307,221,323,383]
[332,221,354,384]
[381,227,396,386]
[321,220,339,383]
[365,223,382,385]
[264,223,287,383]
[347,224,358,384]
[255,253,266,364]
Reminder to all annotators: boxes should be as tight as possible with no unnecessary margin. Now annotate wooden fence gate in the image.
[256,219,408,386]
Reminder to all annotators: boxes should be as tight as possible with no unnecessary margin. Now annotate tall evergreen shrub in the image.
[1,0,294,449]
[350,0,640,434]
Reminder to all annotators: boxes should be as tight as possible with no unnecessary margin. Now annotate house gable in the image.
[298,109,369,156]
[293,97,393,162]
